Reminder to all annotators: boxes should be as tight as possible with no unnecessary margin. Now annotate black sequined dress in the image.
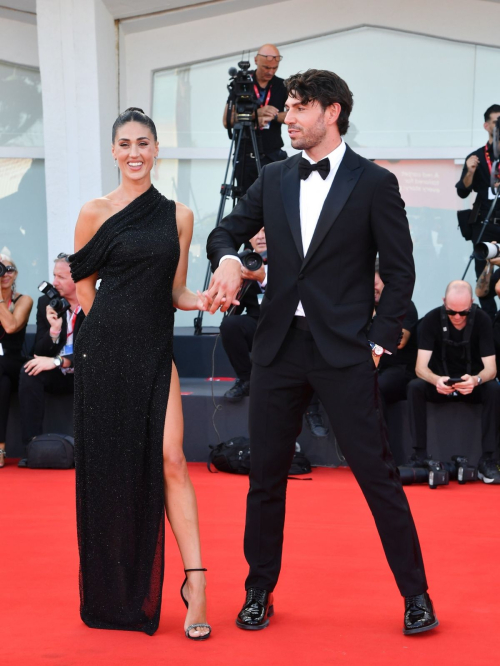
[69,186,179,635]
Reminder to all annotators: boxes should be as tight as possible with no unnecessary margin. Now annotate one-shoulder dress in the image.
[69,186,180,635]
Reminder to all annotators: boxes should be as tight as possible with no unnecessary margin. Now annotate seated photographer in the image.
[222,43,287,197]
[18,253,84,449]
[0,254,33,467]
[220,228,267,402]
[373,260,418,410]
[220,229,329,436]
[406,280,500,484]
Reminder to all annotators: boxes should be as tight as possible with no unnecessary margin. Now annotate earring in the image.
[114,159,117,167]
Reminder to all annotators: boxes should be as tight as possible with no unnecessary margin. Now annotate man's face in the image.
[254,47,280,84]
[374,272,384,305]
[443,292,473,328]
[53,261,76,300]
[250,227,266,254]
[285,96,327,151]
[484,111,500,141]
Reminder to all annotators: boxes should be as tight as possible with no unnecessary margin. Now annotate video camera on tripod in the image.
[226,61,260,131]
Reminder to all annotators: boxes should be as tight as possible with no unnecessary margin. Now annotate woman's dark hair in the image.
[112,107,158,143]
[284,69,353,136]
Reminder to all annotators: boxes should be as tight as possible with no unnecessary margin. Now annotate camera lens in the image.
[473,242,500,260]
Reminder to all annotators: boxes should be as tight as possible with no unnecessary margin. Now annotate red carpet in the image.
[1,462,499,666]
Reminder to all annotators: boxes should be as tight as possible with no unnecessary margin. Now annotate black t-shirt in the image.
[419,306,495,377]
[456,142,500,223]
[227,73,287,157]
[378,300,419,372]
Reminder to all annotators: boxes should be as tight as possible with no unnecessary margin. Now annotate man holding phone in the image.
[407,280,500,483]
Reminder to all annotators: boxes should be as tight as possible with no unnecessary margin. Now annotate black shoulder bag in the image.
[457,196,480,241]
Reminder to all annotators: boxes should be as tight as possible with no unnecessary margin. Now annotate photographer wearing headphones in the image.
[406,280,500,484]
[456,104,500,317]
[18,253,84,448]
[222,43,287,196]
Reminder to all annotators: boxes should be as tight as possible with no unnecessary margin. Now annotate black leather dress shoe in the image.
[224,379,250,403]
[236,588,274,630]
[403,592,439,635]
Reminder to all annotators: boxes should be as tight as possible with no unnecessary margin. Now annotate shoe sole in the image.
[403,618,439,635]
[478,472,500,484]
[235,606,274,631]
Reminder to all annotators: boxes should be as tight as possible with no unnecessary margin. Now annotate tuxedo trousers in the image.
[244,325,428,597]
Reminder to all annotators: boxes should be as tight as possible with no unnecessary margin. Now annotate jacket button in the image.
[298,273,304,280]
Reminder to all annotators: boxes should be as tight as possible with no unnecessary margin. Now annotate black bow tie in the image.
[298,157,330,181]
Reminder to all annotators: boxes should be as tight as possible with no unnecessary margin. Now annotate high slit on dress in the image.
[69,186,180,635]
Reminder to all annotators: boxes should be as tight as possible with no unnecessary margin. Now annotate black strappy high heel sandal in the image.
[180,568,212,640]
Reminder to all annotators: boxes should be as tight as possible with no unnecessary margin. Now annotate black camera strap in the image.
[440,304,477,376]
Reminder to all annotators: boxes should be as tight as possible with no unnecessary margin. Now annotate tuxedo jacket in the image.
[33,295,85,364]
[207,144,415,368]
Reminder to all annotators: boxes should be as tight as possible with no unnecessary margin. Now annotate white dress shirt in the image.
[295,139,346,316]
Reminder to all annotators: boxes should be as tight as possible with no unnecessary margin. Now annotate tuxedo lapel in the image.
[301,145,364,270]
[281,153,304,261]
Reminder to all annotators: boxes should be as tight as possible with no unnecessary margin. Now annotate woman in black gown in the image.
[70,108,211,638]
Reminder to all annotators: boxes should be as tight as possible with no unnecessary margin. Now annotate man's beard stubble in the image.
[289,117,327,151]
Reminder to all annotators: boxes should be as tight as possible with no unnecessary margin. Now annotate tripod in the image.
[193,119,262,335]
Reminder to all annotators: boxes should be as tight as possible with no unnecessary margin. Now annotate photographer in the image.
[456,104,500,317]
[220,228,329,436]
[0,254,33,467]
[406,280,500,484]
[222,43,287,196]
[220,228,268,401]
[18,253,84,448]
[373,260,418,409]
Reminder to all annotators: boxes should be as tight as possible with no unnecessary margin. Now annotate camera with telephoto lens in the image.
[38,281,71,318]
[227,61,260,123]
[399,457,449,488]
[473,242,500,260]
[0,262,16,278]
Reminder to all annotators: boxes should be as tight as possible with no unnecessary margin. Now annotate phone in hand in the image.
[444,377,465,387]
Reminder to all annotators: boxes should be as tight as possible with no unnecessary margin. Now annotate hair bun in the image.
[124,106,145,114]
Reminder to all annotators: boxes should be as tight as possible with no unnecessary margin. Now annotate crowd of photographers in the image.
[1,47,500,483]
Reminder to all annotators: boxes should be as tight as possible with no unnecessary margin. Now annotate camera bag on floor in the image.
[26,433,75,469]
[208,436,250,474]
[208,437,312,477]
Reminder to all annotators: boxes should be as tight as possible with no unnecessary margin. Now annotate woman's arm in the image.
[0,295,33,334]
[73,202,101,315]
[172,203,208,312]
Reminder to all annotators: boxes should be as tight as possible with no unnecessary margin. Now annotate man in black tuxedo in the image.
[206,69,437,635]
[19,253,84,447]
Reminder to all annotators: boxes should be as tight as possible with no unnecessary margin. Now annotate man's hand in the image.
[371,353,381,368]
[46,305,62,333]
[241,265,266,283]
[466,155,480,173]
[435,377,455,395]
[204,259,242,314]
[24,355,57,376]
[257,105,278,128]
[452,374,476,395]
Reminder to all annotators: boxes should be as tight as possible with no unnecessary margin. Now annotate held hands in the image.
[24,355,57,376]
[466,155,480,173]
[204,260,242,314]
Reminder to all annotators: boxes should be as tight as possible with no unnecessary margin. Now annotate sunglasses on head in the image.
[56,252,70,262]
[445,308,471,316]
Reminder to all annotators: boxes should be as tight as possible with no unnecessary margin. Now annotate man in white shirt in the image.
[206,69,437,636]
[19,253,84,448]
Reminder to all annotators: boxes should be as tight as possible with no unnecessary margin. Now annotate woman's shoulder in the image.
[174,201,194,231]
[78,196,116,229]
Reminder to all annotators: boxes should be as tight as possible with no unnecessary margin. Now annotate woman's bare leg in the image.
[163,362,209,637]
